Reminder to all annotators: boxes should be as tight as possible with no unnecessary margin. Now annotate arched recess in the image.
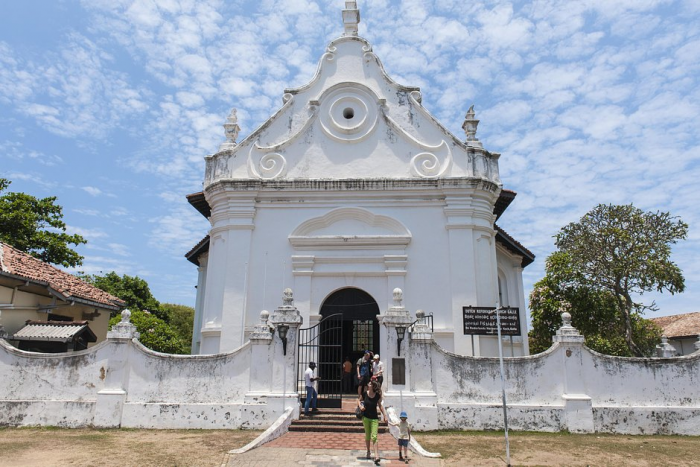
[320,287,380,393]
[497,268,510,307]
[289,207,411,249]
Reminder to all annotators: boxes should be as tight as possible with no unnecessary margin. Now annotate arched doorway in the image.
[320,288,380,394]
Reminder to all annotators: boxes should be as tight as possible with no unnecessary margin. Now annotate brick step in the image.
[300,413,354,420]
[294,419,363,426]
[288,424,389,433]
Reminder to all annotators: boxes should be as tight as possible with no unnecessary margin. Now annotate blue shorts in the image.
[398,439,409,447]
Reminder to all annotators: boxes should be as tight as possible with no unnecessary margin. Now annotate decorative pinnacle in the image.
[224,108,241,144]
[342,1,360,36]
[462,105,480,142]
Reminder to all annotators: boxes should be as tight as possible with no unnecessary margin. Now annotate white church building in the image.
[3,2,699,437]
[185,1,534,362]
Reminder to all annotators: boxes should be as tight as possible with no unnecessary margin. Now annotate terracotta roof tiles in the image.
[0,243,125,310]
[651,312,700,339]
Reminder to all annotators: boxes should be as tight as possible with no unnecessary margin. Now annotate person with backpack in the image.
[356,350,373,398]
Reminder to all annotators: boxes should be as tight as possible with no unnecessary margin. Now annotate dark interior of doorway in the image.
[320,288,380,394]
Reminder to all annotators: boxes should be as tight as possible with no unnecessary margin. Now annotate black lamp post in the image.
[277,324,289,355]
[396,325,406,356]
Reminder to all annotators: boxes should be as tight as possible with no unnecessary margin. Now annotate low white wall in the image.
[1,319,699,434]
[421,339,700,435]
[0,322,287,429]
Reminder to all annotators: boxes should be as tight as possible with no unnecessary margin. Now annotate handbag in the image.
[355,407,363,420]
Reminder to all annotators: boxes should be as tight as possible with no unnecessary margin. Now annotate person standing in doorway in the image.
[304,362,320,416]
[342,356,353,393]
[372,354,384,389]
[356,350,372,398]
[358,378,388,465]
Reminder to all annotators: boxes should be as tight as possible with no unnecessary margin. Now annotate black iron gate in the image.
[297,313,343,408]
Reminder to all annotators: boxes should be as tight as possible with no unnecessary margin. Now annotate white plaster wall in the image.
[2,332,700,434]
[125,341,251,404]
[425,340,700,434]
[200,182,511,357]
[0,339,110,427]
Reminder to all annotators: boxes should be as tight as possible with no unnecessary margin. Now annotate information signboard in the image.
[462,306,521,336]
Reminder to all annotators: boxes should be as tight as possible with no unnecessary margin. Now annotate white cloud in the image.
[82,186,103,197]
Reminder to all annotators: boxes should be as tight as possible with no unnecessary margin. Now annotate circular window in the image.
[343,107,355,119]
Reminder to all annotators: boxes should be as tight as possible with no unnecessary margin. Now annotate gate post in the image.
[378,289,413,398]
[406,309,438,429]
[93,310,138,428]
[241,310,275,427]
[268,288,303,417]
[553,312,594,433]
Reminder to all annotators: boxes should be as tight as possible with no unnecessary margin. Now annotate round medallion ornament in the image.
[319,86,378,142]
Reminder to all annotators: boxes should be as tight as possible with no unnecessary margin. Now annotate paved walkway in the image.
[226,397,443,466]
[226,446,443,466]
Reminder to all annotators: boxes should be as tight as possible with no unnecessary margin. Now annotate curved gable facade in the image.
[189,2,532,358]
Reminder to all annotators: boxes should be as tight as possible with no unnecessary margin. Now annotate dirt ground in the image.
[415,431,700,466]
[1,427,699,466]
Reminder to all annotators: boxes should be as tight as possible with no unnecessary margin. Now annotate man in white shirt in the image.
[304,361,320,416]
[372,354,384,388]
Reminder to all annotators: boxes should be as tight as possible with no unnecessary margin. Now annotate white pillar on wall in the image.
[444,193,479,356]
[94,310,138,428]
[553,312,594,433]
[202,188,257,353]
[191,254,208,355]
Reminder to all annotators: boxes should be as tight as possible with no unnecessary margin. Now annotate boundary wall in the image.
[1,305,699,434]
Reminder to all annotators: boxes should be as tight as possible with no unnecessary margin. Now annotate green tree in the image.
[78,271,165,320]
[161,303,194,352]
[0,178,86,267]
[109,310,189,354]
[533,204,686,357]
[528,262,662,356]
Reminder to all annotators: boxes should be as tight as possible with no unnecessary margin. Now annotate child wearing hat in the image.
[390,411,412,463]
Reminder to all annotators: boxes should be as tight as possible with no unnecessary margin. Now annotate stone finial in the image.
[411,309,433,342]
[386,287,410,317]
[107,309,140,340]
[393,288,403,306]
[561,311,572,328]
[283,288,294,307]
[553,311,584,343]
[219,108,241,152]
[269,289,303,327]
[251,310,273,341]
[120,309,132,323]
[462,105,482,147]
[656,335,677,358]
[342,1,360,36]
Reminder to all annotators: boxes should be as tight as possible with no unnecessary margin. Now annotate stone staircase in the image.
[290,408,389,434]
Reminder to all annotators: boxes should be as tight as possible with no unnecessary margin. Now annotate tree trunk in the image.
[619,292,643,357]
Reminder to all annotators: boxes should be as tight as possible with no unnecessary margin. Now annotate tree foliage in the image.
[0,178,86,267]
[161,303,194,352]
[78,271,166,320]
[528,264,662,356]
[530,204,686,357]
[109,310,189,354]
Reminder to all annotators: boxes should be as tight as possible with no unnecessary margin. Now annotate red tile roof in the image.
[494,224,535,268]
[651,312,700,339]
[0,243,125,310]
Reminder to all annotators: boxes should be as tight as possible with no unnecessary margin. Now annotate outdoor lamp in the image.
[396,325,406,356]
[277,324,289,355]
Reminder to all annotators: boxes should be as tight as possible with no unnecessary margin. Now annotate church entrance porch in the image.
[298,288,380,409]
[321,288,380,394]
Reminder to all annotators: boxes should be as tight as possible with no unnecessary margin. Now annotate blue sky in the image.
[1,0,698,319]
